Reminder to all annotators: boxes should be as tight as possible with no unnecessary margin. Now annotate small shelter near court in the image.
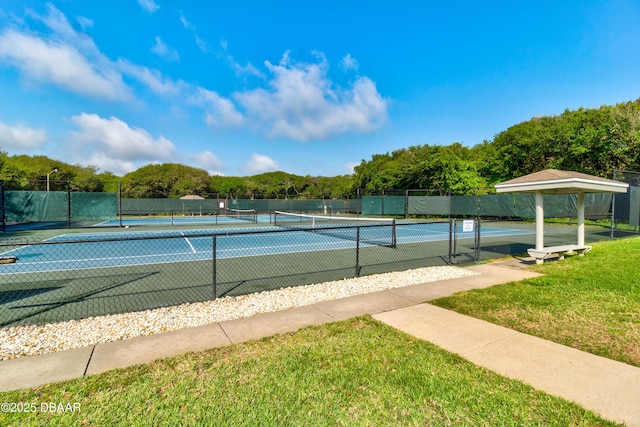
[494,169,629,263]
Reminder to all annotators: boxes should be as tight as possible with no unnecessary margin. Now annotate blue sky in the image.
[1,1,639,177]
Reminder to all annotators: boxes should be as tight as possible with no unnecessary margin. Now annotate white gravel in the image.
[0,266,477,360]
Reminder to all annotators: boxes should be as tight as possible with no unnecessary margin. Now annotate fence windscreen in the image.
[630,187,640,227]
[361,195,405,215]
[408,195,450,216]
[2,177,637,235]
[120,197,219,216]
[406,193,614,219]
[612,170,640,228]
[4,190,116,226]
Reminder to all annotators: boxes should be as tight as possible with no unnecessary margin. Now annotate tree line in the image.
[2,99,639,198]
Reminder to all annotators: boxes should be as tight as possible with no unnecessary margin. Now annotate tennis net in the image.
[272,211,396,248]
[222,208,258,223]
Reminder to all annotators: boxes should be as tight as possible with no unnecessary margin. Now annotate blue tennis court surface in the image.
[2,214,268,232]
[1,223,533,274]
[95,214,270,227]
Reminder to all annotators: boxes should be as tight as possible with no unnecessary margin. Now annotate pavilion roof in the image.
[494,169,629,194]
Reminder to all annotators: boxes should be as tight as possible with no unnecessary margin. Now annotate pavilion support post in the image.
[535,191,544,251]
[577,192,585,248]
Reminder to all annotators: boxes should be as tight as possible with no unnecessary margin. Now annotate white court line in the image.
[180,232,197,253]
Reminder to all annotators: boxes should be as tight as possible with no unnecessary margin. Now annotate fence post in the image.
[0,180,5,233]
[475,216,481,261]
[212,234,217,300]
[448,218,453,264]
[355,226,361,277]
[610,169,617,240]
[453,219,458,261]
[404,189,409,218]
[391,218,397,248]
[67,180,72,229]
[118,182,123,228]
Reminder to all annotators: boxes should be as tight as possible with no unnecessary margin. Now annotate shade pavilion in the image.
[494,169,629,262]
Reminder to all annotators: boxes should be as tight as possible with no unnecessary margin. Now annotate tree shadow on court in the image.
[0,280,69,305]
[0,272,158,327]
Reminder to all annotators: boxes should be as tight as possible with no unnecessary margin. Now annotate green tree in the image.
[403,143,486,194]
[488,116,556,181]
[121,164,209,198]
[246,171,311,198]
[0,155,68,190]
[210,176,247,199]
[353,143,486,195]
[485,99,640,183]
[352,152,405,191]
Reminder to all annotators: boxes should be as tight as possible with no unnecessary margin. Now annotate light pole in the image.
[46,168,58,191]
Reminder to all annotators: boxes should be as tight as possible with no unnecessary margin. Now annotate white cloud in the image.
[151,36,179,62]
[137,0,160,14]
[0,29,130,100]
[0,5,132,101]
[117,59,182,95]
[220,40,264,79]
[229,57,264,79]
[39,4,86,44]
[82,152,138,176]
[180,11,210,52]
[0,5,183,103]
[243,153,279,174]
[234,53,388,141]
[0,122,48,151]
[190,150,225,175]
[345,161,359,175]
[194,88,244,128]
[76,16,93,30]
[341,54,358,72]
[69,113,175,175]
[195,36,211,53]
[179,11,195,30]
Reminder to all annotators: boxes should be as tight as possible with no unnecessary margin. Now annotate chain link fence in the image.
[0,219,464,326]
[5,212,627,327]
[611,170,640,234]
[3,174,638,238]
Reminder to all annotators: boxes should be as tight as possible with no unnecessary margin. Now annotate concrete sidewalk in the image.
[1,262,638,426]
[374,304,640,427]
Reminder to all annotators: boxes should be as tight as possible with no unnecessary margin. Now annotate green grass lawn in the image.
[0,317,617,426]
[434,237,640,367]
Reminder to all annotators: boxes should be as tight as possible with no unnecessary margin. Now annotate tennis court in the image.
[1,222,533,274]
[3,207,263,231]
[0,218,535,326]
[95,208,262,228]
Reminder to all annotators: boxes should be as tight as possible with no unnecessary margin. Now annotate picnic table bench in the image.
[527,245,591,264]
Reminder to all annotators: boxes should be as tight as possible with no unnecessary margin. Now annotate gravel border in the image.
[0,266,477,360]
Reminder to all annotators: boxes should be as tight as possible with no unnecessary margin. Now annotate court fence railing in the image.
[2,175,639,239]
[0,187,619,229]
[0,218,484,327]
[611,169,640,238]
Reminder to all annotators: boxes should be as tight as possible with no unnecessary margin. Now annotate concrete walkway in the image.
[0,262,638,426]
